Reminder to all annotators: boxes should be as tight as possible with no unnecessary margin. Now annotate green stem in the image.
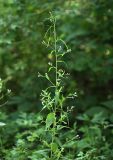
[53,17,57,113]
[50,16,57,159]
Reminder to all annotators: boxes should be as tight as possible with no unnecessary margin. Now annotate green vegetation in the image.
[0,1,113,159]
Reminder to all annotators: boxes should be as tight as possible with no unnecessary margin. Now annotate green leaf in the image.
[51,143,58,153]
[45,73,50,81]
[85,106,109,118]
[46,113,56,130]
[77,139,89,149]
[102,100,113,111]
[55,90,59,106]
[8,0,14,4]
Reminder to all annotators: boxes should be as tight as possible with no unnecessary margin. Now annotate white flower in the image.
[0,122,6,127]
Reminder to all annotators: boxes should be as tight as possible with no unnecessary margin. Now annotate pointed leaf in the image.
[46,113,56,130]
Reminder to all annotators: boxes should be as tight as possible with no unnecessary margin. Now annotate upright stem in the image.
[53,18,57,113]
[50,16,57,159]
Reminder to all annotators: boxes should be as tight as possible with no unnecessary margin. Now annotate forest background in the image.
[0,0,113,159]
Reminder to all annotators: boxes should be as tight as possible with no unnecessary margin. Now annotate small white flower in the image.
[0,122,6,127]
[7,89,11,94]
[58,46,62,52]
[66,49,71,53]
[48,62,52,66]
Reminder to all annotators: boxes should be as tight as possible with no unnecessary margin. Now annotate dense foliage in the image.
[0,0,113,159]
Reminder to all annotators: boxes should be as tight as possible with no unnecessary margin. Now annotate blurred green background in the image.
[0,0,113,159]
